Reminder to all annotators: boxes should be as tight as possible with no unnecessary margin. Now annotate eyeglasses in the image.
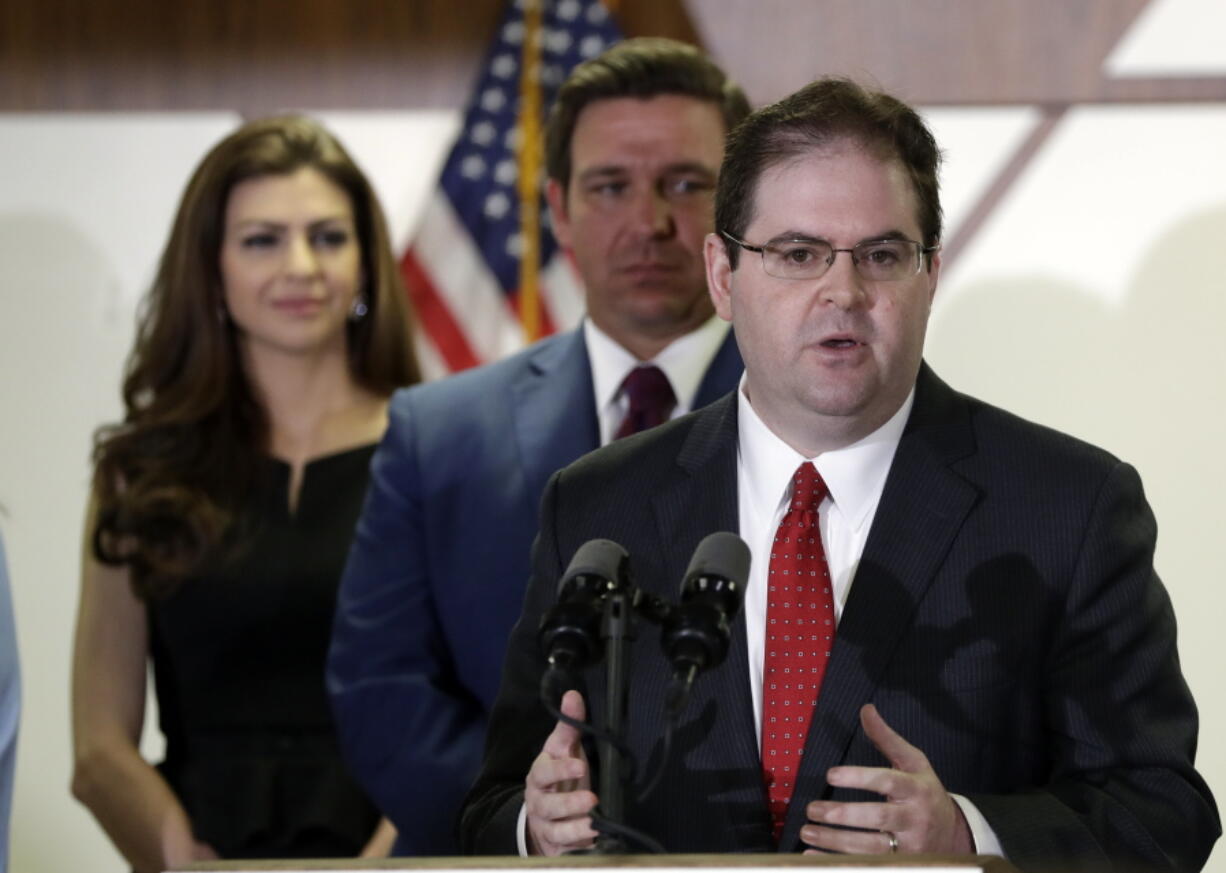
[720,230,939,282]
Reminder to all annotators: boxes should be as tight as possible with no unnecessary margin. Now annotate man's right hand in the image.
[524,689,600,855]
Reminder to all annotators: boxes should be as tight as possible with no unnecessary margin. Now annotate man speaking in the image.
[459,78,1220,871]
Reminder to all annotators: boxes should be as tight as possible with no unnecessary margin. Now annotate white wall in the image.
[1,41,1224,873]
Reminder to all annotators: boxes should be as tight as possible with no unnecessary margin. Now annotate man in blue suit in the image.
[327,38,750,854]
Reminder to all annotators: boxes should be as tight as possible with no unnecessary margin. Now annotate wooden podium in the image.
[181,853,1019,873]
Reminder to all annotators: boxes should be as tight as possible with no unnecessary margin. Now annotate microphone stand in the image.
[545,533,747,856]
[592,587,632,854]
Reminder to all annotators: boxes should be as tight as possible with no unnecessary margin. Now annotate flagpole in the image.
[406,0,621,372]
[516,0,545,345]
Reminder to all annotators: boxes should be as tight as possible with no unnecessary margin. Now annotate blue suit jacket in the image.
[327,328,743,854]
[0,534,18,871]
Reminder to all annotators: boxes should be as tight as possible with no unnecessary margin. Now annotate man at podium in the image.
[459,77,1220,871]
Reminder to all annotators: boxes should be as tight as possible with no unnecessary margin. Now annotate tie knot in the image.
[789,462,828,514]
[615,365,677,439]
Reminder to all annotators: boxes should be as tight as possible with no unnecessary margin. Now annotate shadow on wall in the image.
[0,211,137,873]
[0,211,135,467]
[928,202,1226,468]
[930,272,1114,435]
[926,200,1226,651]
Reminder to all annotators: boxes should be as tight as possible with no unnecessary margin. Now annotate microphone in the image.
[538,539,630,673]
[661,532,749,712]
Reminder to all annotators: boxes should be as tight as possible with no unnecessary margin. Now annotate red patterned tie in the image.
[762,461,835,842]
[614,365,677,439]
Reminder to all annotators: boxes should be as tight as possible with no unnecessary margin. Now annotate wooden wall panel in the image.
[690,0,1226,105]
[0,0,698,111]
[1,0,1222,111]
[0,0,505,110]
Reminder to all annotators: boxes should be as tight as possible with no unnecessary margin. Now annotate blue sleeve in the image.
[326,397,484,855]
[0,534,19,873]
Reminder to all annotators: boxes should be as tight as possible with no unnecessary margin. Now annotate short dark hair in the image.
[544,37,750,189]
[716,78,943,268]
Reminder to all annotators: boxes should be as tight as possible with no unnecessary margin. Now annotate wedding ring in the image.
[886,831,898,854]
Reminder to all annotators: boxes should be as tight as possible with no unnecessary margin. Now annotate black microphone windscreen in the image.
[557,538,628,597]
[684,531,750,589]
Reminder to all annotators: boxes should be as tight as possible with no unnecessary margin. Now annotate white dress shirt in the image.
[735,380,1003,856]
[736,377,913,747]
[584,315,731,446]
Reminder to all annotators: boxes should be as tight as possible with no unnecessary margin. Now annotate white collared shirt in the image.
[584,315,732,446]
[736,377,913,746]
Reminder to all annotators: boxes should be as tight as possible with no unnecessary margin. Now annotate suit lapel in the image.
[511,325,740,494]
[650,396,767,828]
[509,331,600,497]
[781,366,981,847]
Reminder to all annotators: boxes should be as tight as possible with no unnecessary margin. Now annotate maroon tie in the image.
[761,461,835,842]
[614,365,677,439]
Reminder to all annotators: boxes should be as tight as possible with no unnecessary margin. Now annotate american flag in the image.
[402,0,623,378]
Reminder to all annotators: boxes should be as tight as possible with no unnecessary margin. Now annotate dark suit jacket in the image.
[460,364,1219,871]
[326,327,743,855]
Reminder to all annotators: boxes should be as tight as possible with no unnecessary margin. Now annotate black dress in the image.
[148,446,380,859]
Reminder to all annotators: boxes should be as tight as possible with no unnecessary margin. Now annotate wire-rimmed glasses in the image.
[720,230,938,282]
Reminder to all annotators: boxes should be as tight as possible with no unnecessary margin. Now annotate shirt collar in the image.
[584,314,731,410]
[737,375,915,531]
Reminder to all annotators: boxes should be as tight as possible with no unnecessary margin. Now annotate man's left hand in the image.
[800,703,974,855]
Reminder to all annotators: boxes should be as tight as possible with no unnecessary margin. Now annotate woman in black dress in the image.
[71,115,419,871]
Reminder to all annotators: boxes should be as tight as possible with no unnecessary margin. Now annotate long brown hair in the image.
[92,115,420,598]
